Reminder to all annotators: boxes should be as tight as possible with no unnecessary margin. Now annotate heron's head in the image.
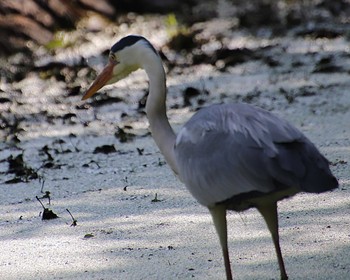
[82,35,159,100]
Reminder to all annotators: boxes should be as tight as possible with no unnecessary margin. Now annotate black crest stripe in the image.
[111,35,158,55]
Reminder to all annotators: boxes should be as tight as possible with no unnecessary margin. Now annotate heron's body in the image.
[82,35,338,280]
[175,103,336,209]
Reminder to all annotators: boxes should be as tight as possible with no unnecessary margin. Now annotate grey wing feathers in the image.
[174,103,338,207]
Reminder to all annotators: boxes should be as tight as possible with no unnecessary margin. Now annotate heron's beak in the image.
[82,61,116,100]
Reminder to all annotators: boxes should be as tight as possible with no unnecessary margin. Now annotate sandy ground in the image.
[1,17,350,280]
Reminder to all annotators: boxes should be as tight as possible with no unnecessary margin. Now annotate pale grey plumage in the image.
[82,35,338,280]
[175,103,337,209]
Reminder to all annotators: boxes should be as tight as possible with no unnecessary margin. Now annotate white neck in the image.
[144,56,178,174]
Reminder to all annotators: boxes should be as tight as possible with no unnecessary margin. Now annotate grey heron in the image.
[82,35,338,280]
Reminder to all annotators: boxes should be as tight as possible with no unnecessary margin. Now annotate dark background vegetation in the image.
[0,0,349,55]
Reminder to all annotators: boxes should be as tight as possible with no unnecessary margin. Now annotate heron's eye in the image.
[109,53,118,62]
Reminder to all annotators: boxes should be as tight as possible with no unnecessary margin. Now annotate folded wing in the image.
[174,103,338,208]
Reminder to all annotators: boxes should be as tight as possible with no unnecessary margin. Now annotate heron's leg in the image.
[209,205,233,280]
[257,202,288,280]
